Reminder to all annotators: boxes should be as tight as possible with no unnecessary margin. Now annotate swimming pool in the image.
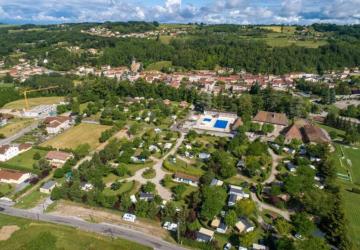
[213,119,228,129]
[203,118,212,122]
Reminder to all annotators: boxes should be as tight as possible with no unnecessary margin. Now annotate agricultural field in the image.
[0,118,34,138]
[41,123,110,150]
[3,96,64,109]
[5,148,48,171]
[0,213,150,250]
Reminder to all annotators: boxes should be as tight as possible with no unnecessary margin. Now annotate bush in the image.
[351,188,360,194]
[33,152,41,160]
[53,168,65,178]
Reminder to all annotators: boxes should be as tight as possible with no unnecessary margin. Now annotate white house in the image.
[173,173,199,186]
[235,217,255,233]
[40,180,57,194]
[0,169,31,184]
[44,116,71,134]
[0,145,19,162]
[46,151,73,167]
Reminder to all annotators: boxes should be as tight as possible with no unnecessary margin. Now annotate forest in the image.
[0,23,360,74]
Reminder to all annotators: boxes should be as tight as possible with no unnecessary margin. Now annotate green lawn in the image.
[15,190,48,209]
[0,213,151,250]
[332,142,360,249]
[163,158,205,177]
[102,181,138,196]
[6,149,48,171]
[317,123,345,137]
[0,183,14,196]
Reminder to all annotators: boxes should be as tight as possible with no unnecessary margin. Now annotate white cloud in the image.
[0,0,359,24]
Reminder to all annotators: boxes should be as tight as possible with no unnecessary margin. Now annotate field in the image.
[163,158,205,177]
[0,213,150,250]
[0,118,34,137]
[332,143,360,249]
[3,96,64,109]
[15,190,48,209]
[6,149,48,170]
[41,123,110,150]
[145,61,172,71]
[102,180,138,196]
[0,183,13,196]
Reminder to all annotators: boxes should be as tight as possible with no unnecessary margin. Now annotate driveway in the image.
[126,132,186,200]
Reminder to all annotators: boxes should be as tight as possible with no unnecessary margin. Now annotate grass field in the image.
[332,142,360,249]
[159,35,173,44]
[0,183,13,196]
[145,61,172,71]
[0,118,34,137]
[0,213,151,250]
[6,149,48,170]
[41,123,110,150]
[3,96,64,109]
[102,180,138,196]
[163,158,204,177]
[15,190,48,209]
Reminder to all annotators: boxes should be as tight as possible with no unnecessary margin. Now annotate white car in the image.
[224,243,232,250]
[123,213,136,222]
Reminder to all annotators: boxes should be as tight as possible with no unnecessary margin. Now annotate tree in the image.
[53,168,65,178]
[71,99,80,114]
[33,152,41,160]
[235,199,256,217]
[173,184,186,201]
[142,181,156,193]
[275,218,293,236]
[224,210,237,227]
[261,123,274,134]
[50,187,63,200]
[74,144,91,158]
[291,212,316,236]
[239,231,258,247]
[295,236,330,250]
[210,150,236,179]
[120,194,132,211]
[200,186,227,220]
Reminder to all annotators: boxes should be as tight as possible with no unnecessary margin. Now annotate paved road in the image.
[0,205,186,250]
[127,132,186,200]
[0,121,39,145]
[262,148,283,184]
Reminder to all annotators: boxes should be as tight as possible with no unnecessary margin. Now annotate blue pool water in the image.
[213,119,228,129]
[203,118,212,122]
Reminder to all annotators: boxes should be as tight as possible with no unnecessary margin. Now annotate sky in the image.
[0,0,359,25]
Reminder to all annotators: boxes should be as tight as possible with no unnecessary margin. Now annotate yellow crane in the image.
[22,86,59,110]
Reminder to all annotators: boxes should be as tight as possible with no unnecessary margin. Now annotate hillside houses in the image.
[44,116,71,134]
[0,169,31,184]
[253,111,289,128]
[46,150,73,167]
[0,144,32,162]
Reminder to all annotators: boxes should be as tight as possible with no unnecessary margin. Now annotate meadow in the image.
[41,123,110,150]
[3,96,64,109]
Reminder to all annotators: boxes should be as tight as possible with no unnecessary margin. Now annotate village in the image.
[0,22,359,250]
[0,83,342,250]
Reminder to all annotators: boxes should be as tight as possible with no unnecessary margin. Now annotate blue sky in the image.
[0,0,359,25]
